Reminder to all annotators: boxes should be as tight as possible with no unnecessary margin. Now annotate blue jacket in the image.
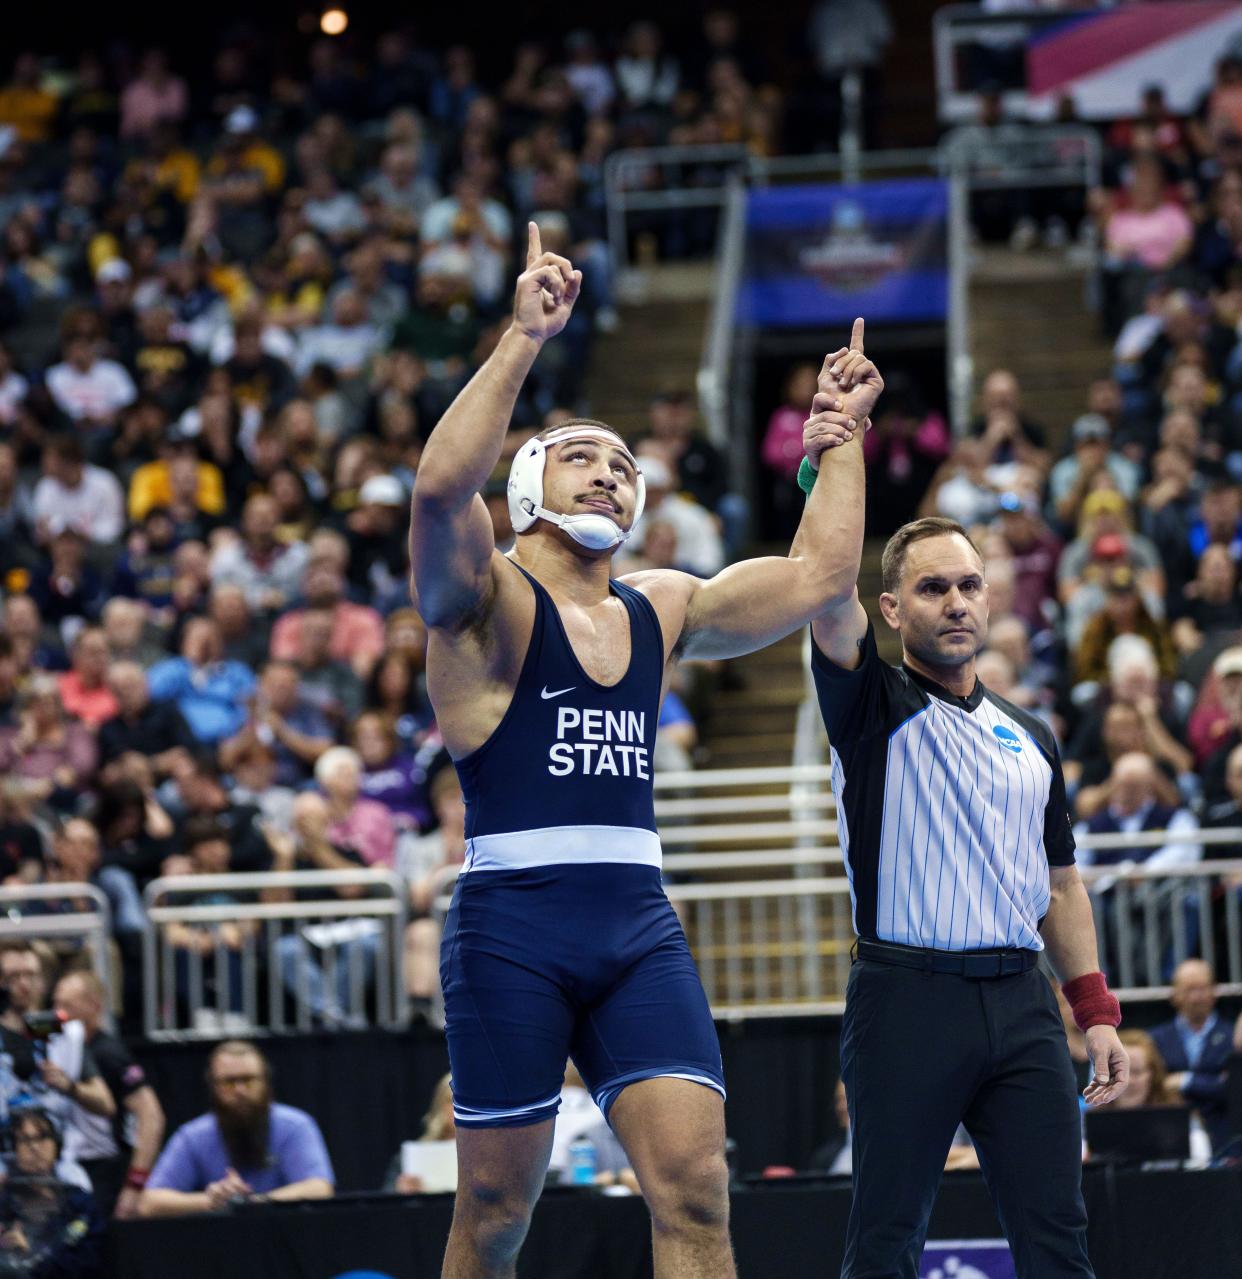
[146,658,256,744]
[1149,1015,1234,1149]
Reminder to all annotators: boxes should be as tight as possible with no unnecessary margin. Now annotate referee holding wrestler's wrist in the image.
[797,340,1128,1279]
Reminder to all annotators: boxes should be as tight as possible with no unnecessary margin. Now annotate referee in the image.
[798,345,1128,1279]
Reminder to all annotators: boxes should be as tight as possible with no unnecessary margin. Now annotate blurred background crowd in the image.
[0,2,1237,1263]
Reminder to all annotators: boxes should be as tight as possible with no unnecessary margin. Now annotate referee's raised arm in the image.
[796,319,874,672]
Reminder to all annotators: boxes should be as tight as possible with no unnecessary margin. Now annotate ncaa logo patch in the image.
[993,725,1022,754]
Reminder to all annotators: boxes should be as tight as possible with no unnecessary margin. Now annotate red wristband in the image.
[1061,972,1121,1031]
[125,1168,149,1190]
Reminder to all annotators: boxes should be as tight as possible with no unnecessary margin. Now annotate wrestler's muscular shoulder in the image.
[425,550,537,759]
[618,568,697,668]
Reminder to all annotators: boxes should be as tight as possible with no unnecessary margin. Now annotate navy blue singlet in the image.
[454,560,663,872]
[440,559,725,1128]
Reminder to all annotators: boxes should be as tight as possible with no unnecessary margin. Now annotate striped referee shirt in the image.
[812,624,1075,952]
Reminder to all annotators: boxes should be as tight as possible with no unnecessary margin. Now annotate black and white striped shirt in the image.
[812,624,1075,952]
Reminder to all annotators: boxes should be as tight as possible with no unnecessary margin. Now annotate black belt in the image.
[855,938,1039,978]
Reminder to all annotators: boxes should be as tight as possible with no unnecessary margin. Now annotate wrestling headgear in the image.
[507,425,645,551]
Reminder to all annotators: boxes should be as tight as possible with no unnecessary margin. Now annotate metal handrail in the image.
[697,175,748,450]
[745,149,940,186]
[652,764,836,789]
[931,3,1081,125]
[430,850,1242,1017]
[604,143,751,274]
[938,123,1101,430]
[0,885,114,1017]
[142,870,408,1039]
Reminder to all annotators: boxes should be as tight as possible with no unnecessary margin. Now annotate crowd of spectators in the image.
[0,17,824,1242]
[777,61,1242,1158]
[1,13,1241,1247]
[0,16,764,1062]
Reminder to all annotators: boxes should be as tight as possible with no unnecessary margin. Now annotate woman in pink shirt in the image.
[760,363,819,538]
[0,676,97,810]
[761,363,819,481]
[1104,156,1193,272]
[315,746,396,868]
[119,50,188,140]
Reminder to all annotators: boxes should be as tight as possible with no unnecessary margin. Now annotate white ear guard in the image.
[507,428,646,551]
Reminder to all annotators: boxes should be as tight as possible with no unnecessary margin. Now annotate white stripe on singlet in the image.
[462,824,662,873]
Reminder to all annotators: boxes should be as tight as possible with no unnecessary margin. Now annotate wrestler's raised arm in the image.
[409,223,581,631]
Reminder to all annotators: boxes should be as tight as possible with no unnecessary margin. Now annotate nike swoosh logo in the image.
[541,685,576,700]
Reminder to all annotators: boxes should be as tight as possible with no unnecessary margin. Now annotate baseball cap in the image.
[1215,647,1242,679]
[224,105,259,135]
[636,456,673,488]
[1072,413,1111,444]
[95,258,131,285]
[358,475,406,507]
[997,491,1035,515]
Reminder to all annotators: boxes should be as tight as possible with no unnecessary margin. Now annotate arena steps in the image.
[968,246,1114,448]
[583,263,715,436]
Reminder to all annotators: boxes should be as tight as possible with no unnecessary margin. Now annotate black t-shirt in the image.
[88,1031,148,1157]
[0,823,44,880]
[676,436,729,512]
[0,1026,38,1083]
[177,803,272,873]
[968,412,1048,453]
[811,623,1073,952]
[97,701,195,766]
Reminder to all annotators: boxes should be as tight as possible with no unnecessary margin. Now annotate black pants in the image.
[80,1155,126,1218]
[839,957,1093,1279]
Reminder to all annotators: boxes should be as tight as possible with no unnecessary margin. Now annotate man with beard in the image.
[139,1041,333,1216]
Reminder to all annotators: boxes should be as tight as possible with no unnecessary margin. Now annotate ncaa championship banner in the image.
[921,1239,1016,1279]
[735,179,948,330]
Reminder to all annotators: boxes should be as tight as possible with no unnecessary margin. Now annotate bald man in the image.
[54,971,165,1217]
[969,367,1048,458]
[1149,960,1234,1149]
[1076,752,1201,872]
[98,661,194,776]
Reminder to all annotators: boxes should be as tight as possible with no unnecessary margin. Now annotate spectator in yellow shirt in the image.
[128,431,226,523]
[205,106,286,195]
[0,53,58,144]
[135,123,201,205]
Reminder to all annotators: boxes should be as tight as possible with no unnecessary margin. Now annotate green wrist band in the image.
[797,455,818,496]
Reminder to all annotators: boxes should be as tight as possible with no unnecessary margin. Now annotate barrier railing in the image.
[603,143,750,275]
[940,123,1102,431]
[142,870,408,1040]
[0,884,113,1013]
[430,758,1242,1018]
[932,3,1094,125]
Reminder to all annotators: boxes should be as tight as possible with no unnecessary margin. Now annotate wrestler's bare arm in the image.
[409,223,580,633]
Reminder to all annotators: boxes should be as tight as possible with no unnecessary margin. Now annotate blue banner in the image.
[921,1239,1016,1279]
[736,178,948,328]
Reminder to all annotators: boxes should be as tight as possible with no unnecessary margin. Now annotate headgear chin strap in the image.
[507,427,645,551]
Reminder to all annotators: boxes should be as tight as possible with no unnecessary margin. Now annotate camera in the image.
[21,1011,65,1041]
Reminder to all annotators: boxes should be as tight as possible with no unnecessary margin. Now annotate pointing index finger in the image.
[850,317,865,353]
[526,221,541,268]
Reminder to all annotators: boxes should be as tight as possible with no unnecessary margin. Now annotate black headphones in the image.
[9,1106,63,1161]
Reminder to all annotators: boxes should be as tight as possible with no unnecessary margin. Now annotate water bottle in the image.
[0,1053,13,1128]
[568,1135,596,1186]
